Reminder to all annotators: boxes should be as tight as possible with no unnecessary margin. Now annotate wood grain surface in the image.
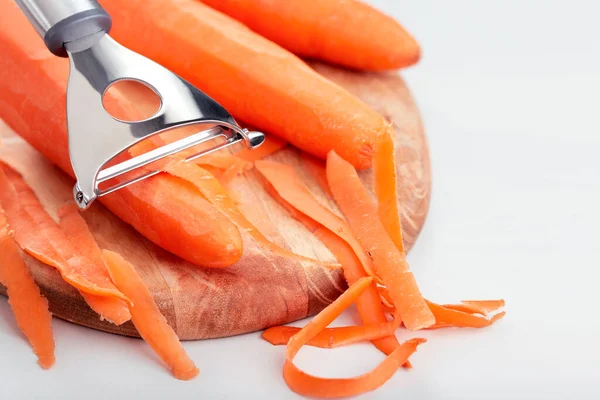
[0,62,430,340]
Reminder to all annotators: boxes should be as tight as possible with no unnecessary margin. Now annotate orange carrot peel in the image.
[283,276,425,398]
[102,250,199,380]
[0,211,55,369]
[326,150,435,331]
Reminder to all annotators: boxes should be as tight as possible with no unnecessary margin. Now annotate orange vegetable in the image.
[263,322,396,349]
[0,166,128,304]
[57,203,131,325]
[199,0,421,71]
[262,182,408,363]
[101,0,390,170]
[237,135,287,162]
[102,250,199,380]
[0,1,242,267]
[373,133,405,251]
[326,151,435,331]
[461,300,506,315]
[283,276,425,398]
[0,212,55,369]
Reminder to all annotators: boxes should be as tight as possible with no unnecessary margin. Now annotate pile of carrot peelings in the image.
[257,133,505,398]
[0,163,198,380]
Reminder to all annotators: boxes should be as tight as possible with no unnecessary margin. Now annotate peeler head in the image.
[65,34,264,210]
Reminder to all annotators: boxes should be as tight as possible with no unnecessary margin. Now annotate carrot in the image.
[283,277,426,398]
[100,0,390,170]
[236,135,287,162]
[57,203,131,325]
[164,161,337,267]
[326,151,435,331]
[426,301,506,329]
[255,160,374,277]
[261,181,407,361]
[0,165,129,304]
[199,0,421,71]
[0,1,243,267]
[263,322,396,349]
[0,212,55,369]
[102,250,199,380]
[373,132,405,251]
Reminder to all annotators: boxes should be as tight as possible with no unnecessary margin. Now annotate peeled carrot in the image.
[199,0,421,71]
[263,322,396,349]
[100,0,390,170]
[0,212,55,369]
[57,203,131,325]
[0,165,129,304]
[102,250,199,380]
[283,277,425,398]
[0,1,242,267]
[261,181,406,361]
[326,151,435,331]
[236,135,287,162]
[373,133,405,252]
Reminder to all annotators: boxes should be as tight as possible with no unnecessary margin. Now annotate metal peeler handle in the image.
[14,0,112,57]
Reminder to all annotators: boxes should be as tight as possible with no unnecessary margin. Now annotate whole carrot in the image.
[100,0,390,170]
[200,0,421,71]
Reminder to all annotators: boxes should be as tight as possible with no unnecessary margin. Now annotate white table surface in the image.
[2,0,599,398]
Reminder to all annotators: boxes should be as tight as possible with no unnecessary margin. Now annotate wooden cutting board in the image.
[0,62,431,340]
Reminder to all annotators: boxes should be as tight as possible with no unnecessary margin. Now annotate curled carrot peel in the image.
[0,166,129,303]
[102,250,199,380]
[259,167,408,363]
[164,161,339,268]
[255,160,374,276]
[426,301,506,329]
[0,212,55,369]
[283,277,426,398]
[237,135,287,162]
[461,300,506,315]
[300,152,333,197]
[263,322,396,349]
[326,151,435,331]
[57,203,131,325]
[373,131,405,252]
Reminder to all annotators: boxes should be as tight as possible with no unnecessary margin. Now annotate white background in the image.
[2,0,600,398]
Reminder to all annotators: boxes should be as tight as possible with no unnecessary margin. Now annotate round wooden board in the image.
[0,62,430,340]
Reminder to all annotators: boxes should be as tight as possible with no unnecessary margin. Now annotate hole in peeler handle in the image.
[102,79,162,122]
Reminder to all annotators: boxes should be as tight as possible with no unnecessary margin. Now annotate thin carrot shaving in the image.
[426,300,506,329]
[259,168,408,362]
[255,160,375,277]
[237,135,287,161]
[283,277,426,398]
[373,130,405,252]
[461,300,506,315]
[102,250,199,380]
[165,161,339,268]
[300,152,333,197]
[326,150,434,331]
[57,203,131,325]
[0,212,55,369]
[0,166,129,303]
[263,322,396,349]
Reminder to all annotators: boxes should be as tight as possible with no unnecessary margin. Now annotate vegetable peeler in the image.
[15,0,265,210]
